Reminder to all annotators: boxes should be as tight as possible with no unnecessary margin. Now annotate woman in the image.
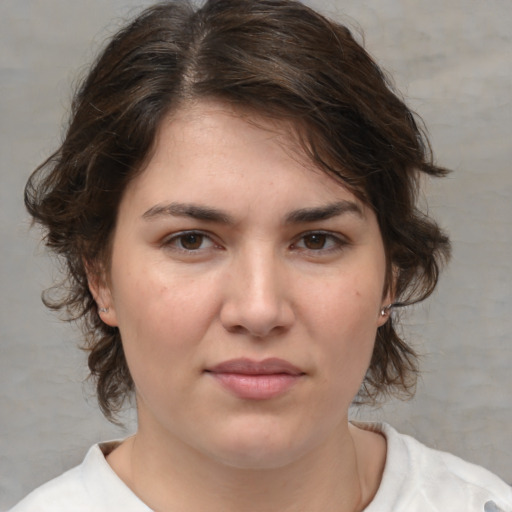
[11,0,511,510]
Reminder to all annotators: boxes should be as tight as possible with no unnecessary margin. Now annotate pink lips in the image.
[206,358,304,400]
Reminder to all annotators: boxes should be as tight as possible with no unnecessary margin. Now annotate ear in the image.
[86,263,118,327]
[377,265,397,327]
[377,297,393,327]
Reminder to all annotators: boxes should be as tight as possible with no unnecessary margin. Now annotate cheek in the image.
[111,265,221,362]
[111,274,222,406]
[301,271,382,374]
[304,270,382,331]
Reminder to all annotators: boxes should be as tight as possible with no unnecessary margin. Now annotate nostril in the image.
[224,323,289,339]
[226,324,246,335]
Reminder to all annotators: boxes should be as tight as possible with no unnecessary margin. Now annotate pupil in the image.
[305,234,326,250]
[182,234,202,250]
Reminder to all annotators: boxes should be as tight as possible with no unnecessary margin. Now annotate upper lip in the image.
[207,358,304,376]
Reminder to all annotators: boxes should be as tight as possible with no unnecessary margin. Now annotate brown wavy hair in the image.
[25,0,450,422]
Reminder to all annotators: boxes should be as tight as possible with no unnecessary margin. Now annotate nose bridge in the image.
[245,242,279,299]
[221,241,293,337]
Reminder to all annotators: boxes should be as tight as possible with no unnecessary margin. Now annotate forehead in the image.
[157,101,309,166]
[117,100,374,228]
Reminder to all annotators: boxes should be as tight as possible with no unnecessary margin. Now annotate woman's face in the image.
[97,101,391,469]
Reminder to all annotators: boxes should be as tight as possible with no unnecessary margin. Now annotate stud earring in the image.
[380,304,393,317]
[98,307,109,313]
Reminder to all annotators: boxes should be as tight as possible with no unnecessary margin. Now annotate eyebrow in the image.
[285,200,364,224]
[142,200,363,224]
[142,202,234,224]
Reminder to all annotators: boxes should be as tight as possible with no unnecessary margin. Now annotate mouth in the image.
[205,358,305,400]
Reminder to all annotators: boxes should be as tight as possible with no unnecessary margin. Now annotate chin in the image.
[213,443,304,471]
[202,418,317,470]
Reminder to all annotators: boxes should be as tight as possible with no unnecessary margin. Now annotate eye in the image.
[301,233,329,250]
[162,231,216,252]
[292,231,346,253]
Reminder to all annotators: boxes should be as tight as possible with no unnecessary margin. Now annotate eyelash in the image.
[291,231,348,255]
[161,230,348,256]
[161,230,219,253]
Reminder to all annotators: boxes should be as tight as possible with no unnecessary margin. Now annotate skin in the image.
[92,100,390,511]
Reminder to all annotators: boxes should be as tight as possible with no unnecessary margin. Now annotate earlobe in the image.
[380,304,392,318]
[85,264,118,327]
[97,306,117,327]
[377,302,393,326]
[378,284,396,326]
[376,303,391,326]
[378,264,398,325]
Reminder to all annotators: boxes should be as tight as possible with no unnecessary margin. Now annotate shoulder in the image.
[360,422,512,512]
[9,442,151,512]
[9,463,89,512]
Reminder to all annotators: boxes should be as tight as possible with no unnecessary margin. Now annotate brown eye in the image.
[162,231,217,254]
[303,233,327,250]
[179,233,204,250]
[293,232,346,254]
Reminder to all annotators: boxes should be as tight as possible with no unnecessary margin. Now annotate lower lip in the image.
[209,373,301,400]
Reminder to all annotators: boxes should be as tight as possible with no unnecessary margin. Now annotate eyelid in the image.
[291,230,349,253]
[160,229,221,252]
[159,229,348,255]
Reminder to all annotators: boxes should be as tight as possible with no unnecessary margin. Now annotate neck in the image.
[108,417,385,512]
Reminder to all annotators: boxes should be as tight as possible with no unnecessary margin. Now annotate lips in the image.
[206,358,304,400]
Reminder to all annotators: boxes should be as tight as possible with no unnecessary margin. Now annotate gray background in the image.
[1,0,511,509]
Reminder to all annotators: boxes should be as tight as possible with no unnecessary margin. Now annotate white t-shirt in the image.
[10,423,512,512]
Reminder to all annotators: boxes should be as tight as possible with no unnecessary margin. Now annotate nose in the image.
[220,246,295,338]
